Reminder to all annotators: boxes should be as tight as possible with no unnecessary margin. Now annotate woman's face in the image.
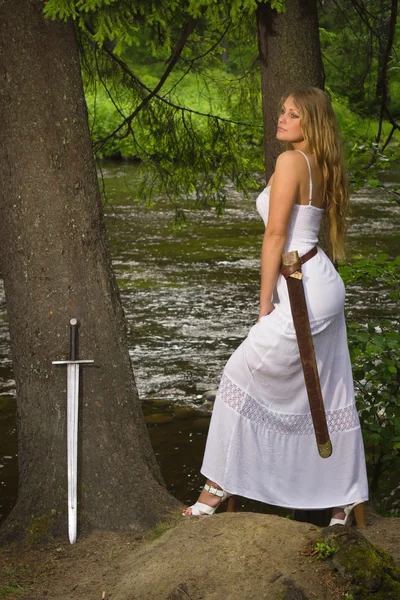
[276,96,304,144]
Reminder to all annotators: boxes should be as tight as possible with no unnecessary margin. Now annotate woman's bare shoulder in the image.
[271,151,305,186]
[275,150,304,168]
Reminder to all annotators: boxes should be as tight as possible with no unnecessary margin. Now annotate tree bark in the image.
[0,0,178,541]
[257,0,326,527]
[256,0,325,178]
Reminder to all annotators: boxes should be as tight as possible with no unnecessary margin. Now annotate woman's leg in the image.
[331,507,345,520]
[182,480,224,516]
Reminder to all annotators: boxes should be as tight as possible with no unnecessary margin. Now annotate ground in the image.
[0,508,399,600]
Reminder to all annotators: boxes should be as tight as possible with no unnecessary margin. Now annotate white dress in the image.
[201,152,369,510]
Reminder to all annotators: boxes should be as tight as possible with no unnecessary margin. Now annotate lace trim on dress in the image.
[219,374,360,436]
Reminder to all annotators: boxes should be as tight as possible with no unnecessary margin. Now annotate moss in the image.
[352,580,400,600]
[25,513,55,544]
[336,541,384,590]
[147,513,181,542]
[323,526,400,599]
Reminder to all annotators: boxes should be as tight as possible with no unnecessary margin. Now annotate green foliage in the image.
[44,0,285,52]
[46,0,266,210]
[329,95,400,196]
[339,254,400,303]
[319,1,400,197]
[44,0,145,50]
[45,0,400,202]
[319,0,400,117]
[346,140,400,198]
[312,539,338,560]
[339,256,400,494]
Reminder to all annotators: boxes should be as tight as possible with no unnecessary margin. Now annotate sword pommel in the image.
[69,318,79,361]
[318,440,333,459]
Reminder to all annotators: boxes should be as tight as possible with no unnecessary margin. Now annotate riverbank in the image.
[1,506,399,599]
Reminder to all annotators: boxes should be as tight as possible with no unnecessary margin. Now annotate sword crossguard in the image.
[52,360,94,365]
[52,318,94,366]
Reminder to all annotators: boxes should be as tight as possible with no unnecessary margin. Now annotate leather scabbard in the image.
[281,250,332,459]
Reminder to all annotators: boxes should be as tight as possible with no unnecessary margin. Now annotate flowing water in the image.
[1,163,399,523]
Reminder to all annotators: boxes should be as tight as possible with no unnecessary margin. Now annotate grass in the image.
[146,512,181,542]
[0,563,31,599]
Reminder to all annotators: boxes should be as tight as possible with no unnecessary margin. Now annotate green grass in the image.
[146,514,181,542]
[0,565,31,599]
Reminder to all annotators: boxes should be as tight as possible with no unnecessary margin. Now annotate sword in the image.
[52,318,94,543]
[281,249,332,459]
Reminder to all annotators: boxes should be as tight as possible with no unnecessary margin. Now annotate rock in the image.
[5,510,400,600]
[201,389,218,403]
[145,399,172,408]
[172,406,198,420]
[167,582,191,599]
[195,382,218,393]
[111,513,323,600]
[197,401,214,412]
[282,578,310,600]
[321,525,400,598]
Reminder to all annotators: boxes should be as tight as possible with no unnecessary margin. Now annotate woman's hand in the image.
[257,300,275,322]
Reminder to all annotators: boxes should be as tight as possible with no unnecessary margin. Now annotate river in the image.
[0,162,399,522]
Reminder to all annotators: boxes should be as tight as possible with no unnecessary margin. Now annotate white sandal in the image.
[329,501,366,528]
[183,483,233,516]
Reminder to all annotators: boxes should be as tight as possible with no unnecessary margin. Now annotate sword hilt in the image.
[69,318,79,361]
[281,251,303,280]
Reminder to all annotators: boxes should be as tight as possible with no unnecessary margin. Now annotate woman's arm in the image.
[258,151,301,320]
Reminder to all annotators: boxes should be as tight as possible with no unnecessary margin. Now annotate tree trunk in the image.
[256,0,325,178]
[257,0,326,527]
[0,0,178,541]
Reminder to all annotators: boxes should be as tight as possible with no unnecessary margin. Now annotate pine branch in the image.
[165,15,200,66]
[162,21,231,98]
[93,40,260,153]
[321,52,350,79]
[86,15,197,147]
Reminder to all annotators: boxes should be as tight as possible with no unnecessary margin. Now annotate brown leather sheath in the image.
[280,247,332,459]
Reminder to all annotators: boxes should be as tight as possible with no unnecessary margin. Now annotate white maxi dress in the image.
[201,152,369,510]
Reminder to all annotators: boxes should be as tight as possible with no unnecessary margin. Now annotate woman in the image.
[183,87,369,525]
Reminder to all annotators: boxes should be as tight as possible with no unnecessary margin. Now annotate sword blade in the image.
[67,362,79,544]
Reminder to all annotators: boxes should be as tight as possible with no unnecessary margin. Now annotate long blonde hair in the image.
[281,87,349,261]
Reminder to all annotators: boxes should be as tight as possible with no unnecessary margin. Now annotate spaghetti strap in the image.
[295,149,313,204]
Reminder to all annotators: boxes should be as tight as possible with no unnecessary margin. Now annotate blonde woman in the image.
[183,87,368,525]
